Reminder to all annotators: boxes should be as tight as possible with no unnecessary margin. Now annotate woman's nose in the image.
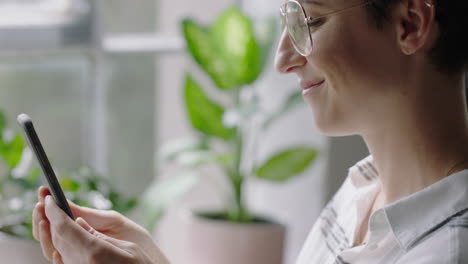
[274,29,307,74]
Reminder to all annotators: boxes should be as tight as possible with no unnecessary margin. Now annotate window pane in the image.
[0,54,157,197]
[104,53,156,196]
[101,0,156,34]
[0,0,87,26]
[0,56,89,169]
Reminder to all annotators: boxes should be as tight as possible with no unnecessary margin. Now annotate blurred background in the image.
[0,0,370,263]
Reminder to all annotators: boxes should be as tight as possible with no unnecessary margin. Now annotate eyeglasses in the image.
[280,0,372,56]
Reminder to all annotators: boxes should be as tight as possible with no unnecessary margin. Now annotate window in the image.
[0,0,88,26]
[0,0,165,196]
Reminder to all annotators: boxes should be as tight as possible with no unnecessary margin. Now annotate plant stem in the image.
[226,131,249,222]
[234,133,245,218]
[227,88,251,222]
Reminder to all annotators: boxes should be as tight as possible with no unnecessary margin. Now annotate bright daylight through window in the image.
[0,0,88,26]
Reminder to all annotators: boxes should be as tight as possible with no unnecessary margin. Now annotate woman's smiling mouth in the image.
[301,80,325,95]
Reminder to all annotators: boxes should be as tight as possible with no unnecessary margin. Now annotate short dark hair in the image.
[365,0,468,74]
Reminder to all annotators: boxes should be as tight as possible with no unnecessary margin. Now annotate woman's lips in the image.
[301,80,325,95]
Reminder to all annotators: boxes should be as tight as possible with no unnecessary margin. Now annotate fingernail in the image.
[45,195,52,205]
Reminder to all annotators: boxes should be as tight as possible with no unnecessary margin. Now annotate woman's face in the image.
[275,0,404,136]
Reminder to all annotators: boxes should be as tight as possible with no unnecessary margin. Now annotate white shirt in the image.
[296,155,468,264]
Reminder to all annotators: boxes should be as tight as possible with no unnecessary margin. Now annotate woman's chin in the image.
[312,111,356,137]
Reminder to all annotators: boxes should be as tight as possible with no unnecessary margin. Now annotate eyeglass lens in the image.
[285,1,312,56]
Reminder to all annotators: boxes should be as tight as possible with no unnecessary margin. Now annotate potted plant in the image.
[144,7,319,264]
[0,110,137,263]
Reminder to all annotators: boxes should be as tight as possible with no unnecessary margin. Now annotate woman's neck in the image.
[362,74,468,206]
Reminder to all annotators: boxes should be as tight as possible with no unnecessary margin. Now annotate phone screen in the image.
[17,114,75,220]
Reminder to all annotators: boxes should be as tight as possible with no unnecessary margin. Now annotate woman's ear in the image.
[395,0,436,55]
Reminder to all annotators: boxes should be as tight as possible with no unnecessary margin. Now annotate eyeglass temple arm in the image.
[305,0,373,24]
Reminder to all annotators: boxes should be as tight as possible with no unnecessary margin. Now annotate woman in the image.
[33,0,468,263]
[276,0,468,263]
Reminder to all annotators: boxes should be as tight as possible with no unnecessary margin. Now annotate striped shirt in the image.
[296,155,468,264]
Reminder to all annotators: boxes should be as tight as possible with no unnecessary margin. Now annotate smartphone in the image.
[17,114,75,220]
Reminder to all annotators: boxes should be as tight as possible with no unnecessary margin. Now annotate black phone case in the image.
[17,114,75,220]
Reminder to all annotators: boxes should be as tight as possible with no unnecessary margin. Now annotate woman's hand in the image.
[32,186,170,264]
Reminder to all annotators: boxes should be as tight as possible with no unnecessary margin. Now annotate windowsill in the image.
[103,33,184,53]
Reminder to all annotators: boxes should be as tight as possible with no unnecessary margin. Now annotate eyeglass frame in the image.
[279,0,373,56]
[280,0,435,56]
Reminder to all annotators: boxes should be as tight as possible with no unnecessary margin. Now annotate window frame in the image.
[0,0,184,177]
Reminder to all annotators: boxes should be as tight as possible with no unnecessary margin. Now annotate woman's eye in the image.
[308,18,323,28]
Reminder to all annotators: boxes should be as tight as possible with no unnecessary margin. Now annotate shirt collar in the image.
[384,169,468,250]
[349,155,468,250]
[349,155,379,188]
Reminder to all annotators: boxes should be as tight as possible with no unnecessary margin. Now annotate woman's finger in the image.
[52,251,64,264]
[44,196,94,255]
[38,186,51,203]
[39,220,55,261]
[38,186,127,233]
[76,217,137,262]
[76,217,130,249]
[32,202,45,241]
[34,186,50,241]
[70,202,124,231]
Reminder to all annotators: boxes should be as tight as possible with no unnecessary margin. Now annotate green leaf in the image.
[211,7,263,86]
[108,191,138,214]
[182,7,263,89]
[141,171,199,231]
[158,137,208,162]
[255,147,318,182]
[183,19,235,89]
[2,133,25,169]
[60,176,81,192]
[174,150,235,168]
[9,168,41,189]
[24,212,34,240]
[263,90,303,129]
[27,168,41,186]
[0,110,6,134]
[184,75,234,140]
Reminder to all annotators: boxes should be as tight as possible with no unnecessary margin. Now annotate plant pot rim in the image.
[192,210,285,227]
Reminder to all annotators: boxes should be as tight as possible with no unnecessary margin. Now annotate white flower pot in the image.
[0,233,49,264]
[185,212,286,264]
